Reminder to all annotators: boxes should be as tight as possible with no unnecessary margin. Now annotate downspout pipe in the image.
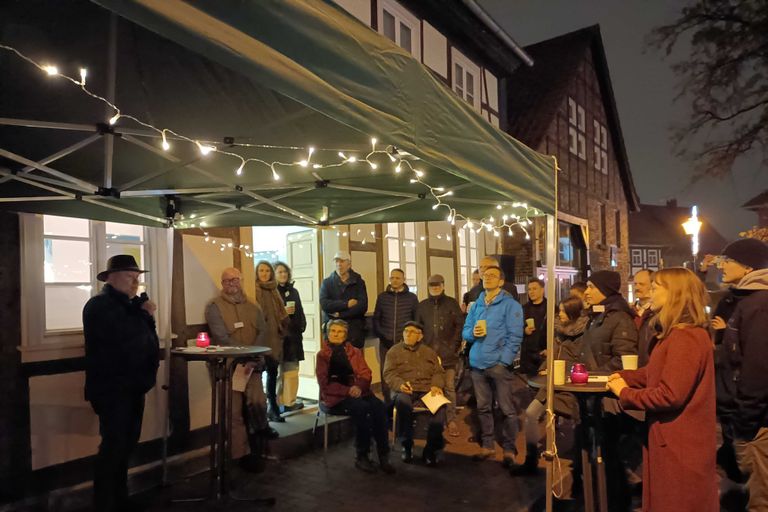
[459,0,535,67]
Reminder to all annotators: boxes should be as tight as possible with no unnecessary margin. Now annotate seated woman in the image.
[607,267,718,512]
[316,319,395,474]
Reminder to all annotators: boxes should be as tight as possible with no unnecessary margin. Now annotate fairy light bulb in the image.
[415,170,424,178]
[235,161,244,176]
[299,160,308,167]
[196,141,214,155]
[108,113,120,125]
[308,146,315,156]
[272,167,281,181]
[508,228,513,236]
[388,153,397,162]
[161,131,170,151]
[79,68,87,85]
[409,179,417,183]
[496,204,502,210]
[369,162,377,170]
[338,152,346,159]
[348,156,357,163]
[432,204,439,210]
[313,164,322,169]
[43,65,58,76]
[395,164,402,173]
[371,137,377,150]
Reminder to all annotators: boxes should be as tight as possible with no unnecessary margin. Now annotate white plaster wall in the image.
[332,0,371,25]
[423,21,447,78]
[182,234,233,325]
[484,69,498,112]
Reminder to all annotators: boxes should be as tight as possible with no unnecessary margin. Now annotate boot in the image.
[401,441,413,463]
[378,452,396,474]
[422,446,438,467]
[509,443,539,476]
[267,403,285,423]
[355,454,377,473]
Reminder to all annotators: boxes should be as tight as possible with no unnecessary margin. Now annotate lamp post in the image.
[682,205,702,270]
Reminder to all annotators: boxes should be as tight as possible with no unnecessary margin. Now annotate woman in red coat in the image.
[607,267,718,512]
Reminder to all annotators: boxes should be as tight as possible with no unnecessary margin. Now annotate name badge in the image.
[592,305,605,313]
[233,321,244,329]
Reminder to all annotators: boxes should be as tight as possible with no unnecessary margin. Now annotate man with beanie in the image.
[580,270,638,512]
[715,238,768,510]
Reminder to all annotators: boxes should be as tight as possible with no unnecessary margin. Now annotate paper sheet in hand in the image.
[420,393,451,414]
[232,364,254,392]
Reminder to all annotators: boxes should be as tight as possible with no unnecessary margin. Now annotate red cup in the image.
[196,332,210,348]
[570,363,589,384]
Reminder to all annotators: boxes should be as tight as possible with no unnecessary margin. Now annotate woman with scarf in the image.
[316,319,394,474]
[254,261,290,422]
[511,297,588,509]
[275,262,307,413]
[607,268,717,512]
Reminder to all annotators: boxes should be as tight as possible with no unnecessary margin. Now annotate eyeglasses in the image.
[222,278,241,284]
[403,328,422,335]
[482,273,502,280]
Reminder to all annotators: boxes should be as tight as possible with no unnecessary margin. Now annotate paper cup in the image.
[621,355,639,370]
[286,301,295,310]
[553,360,566,386]
[476,319,487,336]
[525,318,535,329]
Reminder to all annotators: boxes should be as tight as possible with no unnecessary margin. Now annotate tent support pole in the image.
[103,13,118,189]
[0,134,101,185]
[0,147,96,192]
[544,157,559,512]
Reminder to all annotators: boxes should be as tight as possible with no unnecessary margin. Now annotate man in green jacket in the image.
[384,321,446,465]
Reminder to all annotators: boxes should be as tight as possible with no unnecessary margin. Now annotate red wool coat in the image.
[619,327,718,512]
[316,341,372,408]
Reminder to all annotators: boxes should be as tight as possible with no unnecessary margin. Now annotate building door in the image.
[287,229,322,400]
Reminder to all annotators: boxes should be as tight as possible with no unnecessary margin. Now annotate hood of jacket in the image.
[478,288,515,306]
[736,268,768,291]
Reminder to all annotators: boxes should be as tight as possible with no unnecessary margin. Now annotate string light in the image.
[1,43,546,233]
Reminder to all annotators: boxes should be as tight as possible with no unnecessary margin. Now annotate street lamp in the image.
[682,205,702,269]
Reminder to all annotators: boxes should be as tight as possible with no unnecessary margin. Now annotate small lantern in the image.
[196,331,211,348]
[570,363,589,384]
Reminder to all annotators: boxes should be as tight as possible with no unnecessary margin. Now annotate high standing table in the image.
[528,373,611,512]
[171,345,275,507]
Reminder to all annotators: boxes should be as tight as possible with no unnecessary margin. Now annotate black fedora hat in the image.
[97,254,148,282]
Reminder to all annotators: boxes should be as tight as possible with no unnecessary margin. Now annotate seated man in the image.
[383,321,446,465]
[316,319,394,474]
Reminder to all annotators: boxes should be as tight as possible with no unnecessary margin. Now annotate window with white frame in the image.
[631,249,642,267]
[593,119,608,174]
[457,226,479,298]
[379,0,420,59]
[567,97,586,160]
[33,214,148,337]
[385,222,418,294]
[452,48,481,112]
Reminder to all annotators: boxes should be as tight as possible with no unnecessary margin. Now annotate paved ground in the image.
[129,409,546,512]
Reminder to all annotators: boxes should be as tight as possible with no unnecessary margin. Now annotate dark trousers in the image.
[393,392,446,451]
[470,364,519,452]
[265,356,279,412]
[91,393,145,512]
[378,338,393,405]
[329,395,389,458]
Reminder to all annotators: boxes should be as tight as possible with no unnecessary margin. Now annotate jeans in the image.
[91,393,145,512]
[329,395,389,458]
[470,364,519,452]
[393,391,446,451]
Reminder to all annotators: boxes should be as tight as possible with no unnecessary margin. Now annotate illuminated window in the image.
[568,97,586,160]
[457,227,478,298]
[385,222,418,294]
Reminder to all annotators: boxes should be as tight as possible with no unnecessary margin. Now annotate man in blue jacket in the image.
[320,251,369,348]
[463,265,524,466]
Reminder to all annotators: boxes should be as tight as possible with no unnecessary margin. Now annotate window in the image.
[567,97,586,159]
[593,120,608,174]
[647,250,659,267]
[385,222,418,294]
[557,222,575,267]
[378,0,420,59]
[41,215,148,333]
[614,210,621,247]
[452,48,481,112]
[457,226,479,298]
[599,203,607,245]
[631,249,642,267]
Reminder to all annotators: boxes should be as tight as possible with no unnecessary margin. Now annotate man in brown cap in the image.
[416,274,463,436]
[83,255,159,512]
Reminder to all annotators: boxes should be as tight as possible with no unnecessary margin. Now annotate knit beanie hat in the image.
[588,270,622,297]
[721,238,768,270]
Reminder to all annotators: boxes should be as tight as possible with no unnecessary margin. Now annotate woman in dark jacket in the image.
[275,262,307,412]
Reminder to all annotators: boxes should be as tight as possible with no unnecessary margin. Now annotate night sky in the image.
[479,0,767,240]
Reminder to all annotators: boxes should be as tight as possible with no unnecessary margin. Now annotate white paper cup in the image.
[286,300,296,311]
[553,360,566,386]
[525,318,535,329]
[476,319,487,336]
[621,355,639,370]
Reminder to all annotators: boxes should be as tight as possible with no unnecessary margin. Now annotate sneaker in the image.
[422,448,438,467]
[282,402,304,413]
[355,457,378,473]
[447,421,460,437]
[501,451,517,468]
[472,447,495,461]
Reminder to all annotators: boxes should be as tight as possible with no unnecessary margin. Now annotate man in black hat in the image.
[383,321,446,465]
[83,255,159,512]
[714,238,768,508]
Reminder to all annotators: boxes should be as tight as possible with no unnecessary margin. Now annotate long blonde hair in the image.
[651,267,709,339]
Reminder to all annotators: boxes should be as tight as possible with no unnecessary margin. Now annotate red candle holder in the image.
[570,363,589,384]
[196,331,211,348]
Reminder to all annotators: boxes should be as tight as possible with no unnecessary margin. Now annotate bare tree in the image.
[649,0,768,178]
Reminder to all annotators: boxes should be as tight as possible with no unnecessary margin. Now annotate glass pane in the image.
[470,251,478,268]
[469,232,477,249]
[458,228,466,245]
[105,244,144,279]
[455,64,463,89]
[386,222,399,237]
[387,239,400,261]
[399,22,412,53]
[467,93,474,105]
[44,239,91,283]
[45,285,92,331]
[466,73,474,99]
[383,10,396,42]
[43,215,89,237]
[406,263,416,281]
[404,222,415,239]
[389,261,400,274]
[106,222,144,242]
[460,249,467,266]
[405,244,415,263]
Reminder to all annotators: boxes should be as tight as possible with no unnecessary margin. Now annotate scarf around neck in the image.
[255,279,289,326]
